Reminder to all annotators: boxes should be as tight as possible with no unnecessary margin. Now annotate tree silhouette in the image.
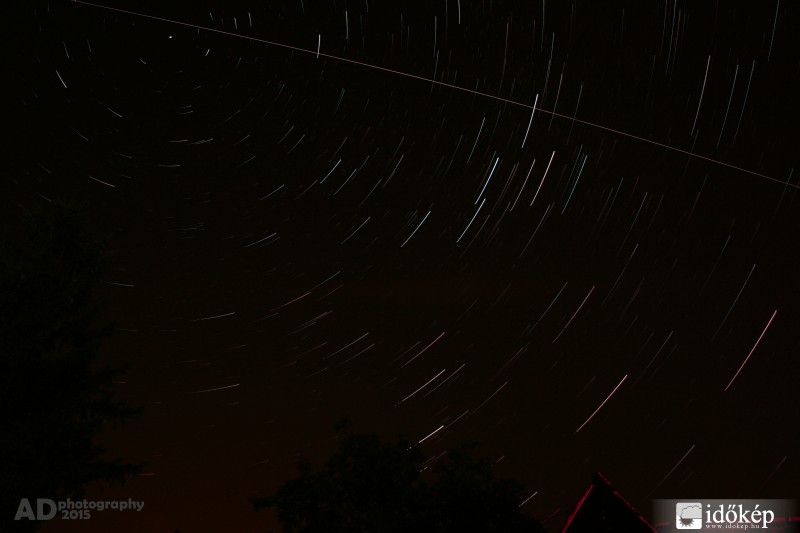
[0,203,142,532]
[252,422,545,533]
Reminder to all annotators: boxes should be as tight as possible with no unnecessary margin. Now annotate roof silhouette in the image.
[562,472,656,533]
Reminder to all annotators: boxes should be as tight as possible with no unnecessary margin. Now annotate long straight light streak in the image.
[575,374,627,433]
[724,309,777,391]
[70,0,795,189]
[397,368,447,405]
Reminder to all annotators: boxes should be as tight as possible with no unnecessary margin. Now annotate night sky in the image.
[8,0,800,531]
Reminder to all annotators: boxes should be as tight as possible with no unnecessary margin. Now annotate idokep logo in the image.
[676,502,703,529]
[655,499,797,531]
[705,503,775,529]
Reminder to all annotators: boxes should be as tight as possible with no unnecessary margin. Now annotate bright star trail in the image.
[724,309,778,392]
[574,374,628,434]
